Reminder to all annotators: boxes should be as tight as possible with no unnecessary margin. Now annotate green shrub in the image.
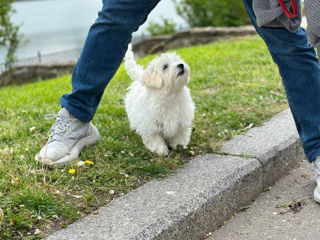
[0,0,22,71]
[147,16,177,36]
[174,0,251,27]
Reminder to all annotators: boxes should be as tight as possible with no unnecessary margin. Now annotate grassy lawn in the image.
[0,35,288,239]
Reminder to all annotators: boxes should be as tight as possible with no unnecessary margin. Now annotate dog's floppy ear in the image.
[142,65,163,89]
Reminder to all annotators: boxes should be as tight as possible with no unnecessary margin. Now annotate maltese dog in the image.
[124,44,195,156]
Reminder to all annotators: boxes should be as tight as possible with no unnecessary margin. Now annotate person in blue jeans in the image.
[36,0,320,202]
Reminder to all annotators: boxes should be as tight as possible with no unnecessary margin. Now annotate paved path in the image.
[208,159,320,240]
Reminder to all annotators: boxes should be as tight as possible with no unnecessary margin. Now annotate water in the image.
[0,0,187,64]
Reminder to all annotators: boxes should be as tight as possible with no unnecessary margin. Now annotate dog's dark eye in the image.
[163,64,169,71]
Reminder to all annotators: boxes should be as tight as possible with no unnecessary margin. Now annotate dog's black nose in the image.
[177,63,184,70]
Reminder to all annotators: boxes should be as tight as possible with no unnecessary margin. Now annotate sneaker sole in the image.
[35,123,100,166]
[314,187,320,203]
[313,180,320,203]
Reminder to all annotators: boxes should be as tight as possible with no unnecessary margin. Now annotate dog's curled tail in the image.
[124,43,144,82]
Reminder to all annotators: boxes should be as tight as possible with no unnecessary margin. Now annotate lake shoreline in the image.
[1,0,186,64]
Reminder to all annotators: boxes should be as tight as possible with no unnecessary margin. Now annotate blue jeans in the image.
[61,0,161,122]
[61,0,320,162]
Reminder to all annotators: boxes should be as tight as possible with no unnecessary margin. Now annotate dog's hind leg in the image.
[141,133,169,156]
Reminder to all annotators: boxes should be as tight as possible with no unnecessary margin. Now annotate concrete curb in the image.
[45,109,304,240]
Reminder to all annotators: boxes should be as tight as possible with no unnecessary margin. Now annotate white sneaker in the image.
[35,108,100,166]
[314,157,320,203]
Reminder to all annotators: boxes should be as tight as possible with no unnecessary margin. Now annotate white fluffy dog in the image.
[124,44,195,156]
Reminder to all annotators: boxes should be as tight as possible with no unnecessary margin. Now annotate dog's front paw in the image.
[154,145,169,156]
[142,134,169,156]
[169,141,178,150]
[169,139,188,150]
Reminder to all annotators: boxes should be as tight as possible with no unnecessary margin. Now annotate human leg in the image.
[243,0,320,203]
[36,0,161,165]
[243,0,320,163]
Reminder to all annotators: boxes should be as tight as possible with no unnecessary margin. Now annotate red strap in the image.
[278,0,298,18]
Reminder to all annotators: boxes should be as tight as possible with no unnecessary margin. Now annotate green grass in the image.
[0,35,288,239]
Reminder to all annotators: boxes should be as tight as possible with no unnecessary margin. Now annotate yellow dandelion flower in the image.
[68,169,76,174]
[85,160,94,165]
[47,133,51,137]
[15,177,20,182]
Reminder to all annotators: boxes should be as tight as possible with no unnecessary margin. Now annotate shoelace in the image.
[45,114,73,142]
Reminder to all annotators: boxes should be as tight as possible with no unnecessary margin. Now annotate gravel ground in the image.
[207,158,320,240]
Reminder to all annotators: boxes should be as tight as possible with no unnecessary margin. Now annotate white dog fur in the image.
[124,44,195,156]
